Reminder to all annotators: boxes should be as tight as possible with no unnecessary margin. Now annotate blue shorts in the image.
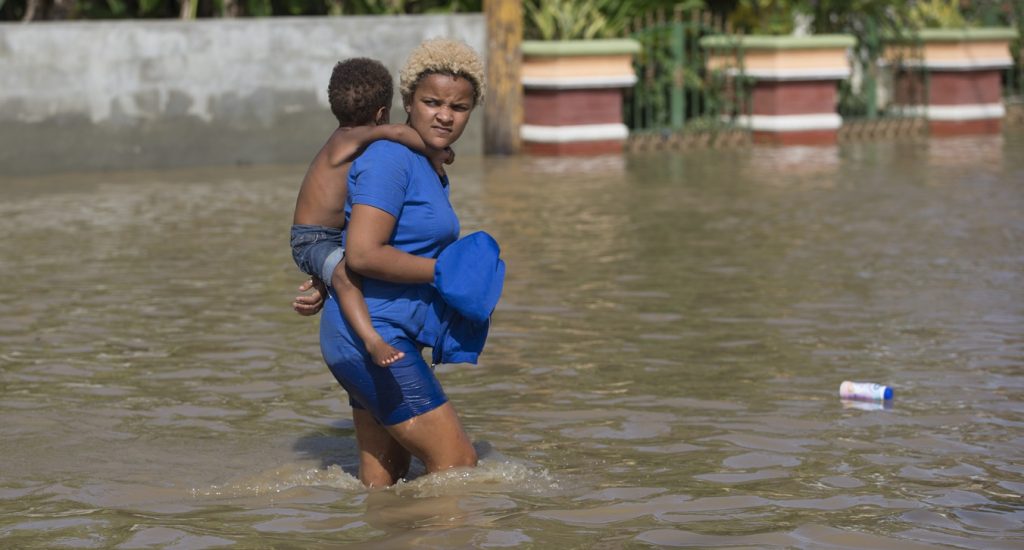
[290,224,344,284]
[320,301,449,426]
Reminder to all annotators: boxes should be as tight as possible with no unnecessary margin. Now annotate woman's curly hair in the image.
[399,38,485,108]
[328,57,394,126]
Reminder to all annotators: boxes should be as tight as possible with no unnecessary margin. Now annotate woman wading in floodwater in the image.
[311,39,490,487]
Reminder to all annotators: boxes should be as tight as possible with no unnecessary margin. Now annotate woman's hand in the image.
[292,277,326,316]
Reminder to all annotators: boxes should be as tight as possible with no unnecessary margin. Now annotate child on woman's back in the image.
[290,57,450,366]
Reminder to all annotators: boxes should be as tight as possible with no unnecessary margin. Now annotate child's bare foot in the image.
[366,338,405,367]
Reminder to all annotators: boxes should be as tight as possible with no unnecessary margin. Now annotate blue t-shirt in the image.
[339,140,460,342]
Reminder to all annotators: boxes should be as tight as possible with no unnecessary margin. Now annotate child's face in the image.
[405,73,474,151]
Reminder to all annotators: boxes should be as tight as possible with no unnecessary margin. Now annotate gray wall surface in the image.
[0,15,485,176]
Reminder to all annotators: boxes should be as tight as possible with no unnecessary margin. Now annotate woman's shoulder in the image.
[350,139,418,178]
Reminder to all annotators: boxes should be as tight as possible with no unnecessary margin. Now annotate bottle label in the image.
[839,381,892,401]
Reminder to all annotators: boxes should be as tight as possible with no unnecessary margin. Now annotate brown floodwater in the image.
[1,131,1022,548]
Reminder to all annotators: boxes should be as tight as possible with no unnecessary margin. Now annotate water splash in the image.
[192,444,560,499]
[193,462,363,498]
[393,456,561,499]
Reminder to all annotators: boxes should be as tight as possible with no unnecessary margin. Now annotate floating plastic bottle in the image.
[839,381,893,401]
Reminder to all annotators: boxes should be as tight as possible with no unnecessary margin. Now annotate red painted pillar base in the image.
[929,118,1002,136]
[884,29,1015,138]
[748,79,842,145]
[522,140,625,156]
[753,129,839,146]
[521,87,628,155]
[893,69,1005,137]
[701,35,856,148]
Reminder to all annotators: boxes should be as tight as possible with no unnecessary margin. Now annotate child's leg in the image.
[333,260,405,367]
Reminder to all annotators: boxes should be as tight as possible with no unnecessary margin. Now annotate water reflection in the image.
[1,131,1022,547]
[840,399,893,412]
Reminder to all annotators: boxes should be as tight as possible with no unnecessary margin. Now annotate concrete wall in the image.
[0,15,485,176]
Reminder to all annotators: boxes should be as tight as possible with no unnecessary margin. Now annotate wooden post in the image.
[484,0,522,155]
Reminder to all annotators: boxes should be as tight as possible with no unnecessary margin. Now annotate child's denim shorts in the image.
[290,224,344,284]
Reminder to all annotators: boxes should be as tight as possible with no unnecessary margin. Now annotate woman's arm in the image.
[344,204,436,284]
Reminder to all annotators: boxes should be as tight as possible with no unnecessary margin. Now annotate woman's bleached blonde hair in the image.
[399,38,486,108]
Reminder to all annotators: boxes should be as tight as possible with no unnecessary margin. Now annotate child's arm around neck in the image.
[329,124,452,169]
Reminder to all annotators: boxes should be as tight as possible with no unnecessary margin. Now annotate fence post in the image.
[865,18,878,119]
[645,12,654,130]
[484,0,522,155]
[672,10,685,129]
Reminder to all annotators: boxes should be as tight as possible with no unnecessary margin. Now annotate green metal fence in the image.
[626,6,1022,143]
[837,19,885,120]
[625,9,912,139]
[971,0,1024,101]
[624,7,751,136]
[1006,31,1024,102]
[817,17,932,127]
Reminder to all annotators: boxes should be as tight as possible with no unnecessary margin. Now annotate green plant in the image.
[524,0,701,41]
[726,0,801,35]
[907,0,966,28]
[3,0,481,20]
[335,0,480,15]
[524,0,613,40]
[837,78,869,117]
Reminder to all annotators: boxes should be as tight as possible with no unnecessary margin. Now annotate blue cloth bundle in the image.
[434,231,505,323]
[422,231,505,365]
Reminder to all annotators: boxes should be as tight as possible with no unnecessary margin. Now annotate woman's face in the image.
[405,73,475,152]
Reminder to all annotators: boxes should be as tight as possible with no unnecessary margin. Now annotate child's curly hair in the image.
[399,38,485,108]
[328,57,394,126]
